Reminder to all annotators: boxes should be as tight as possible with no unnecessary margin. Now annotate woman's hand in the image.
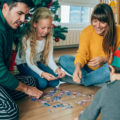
[73,117,78,120]
[73,69,82,83]
[87,57,107,67]
[41,72,58,81]
[56,67,66,78]
[73,63,82,83]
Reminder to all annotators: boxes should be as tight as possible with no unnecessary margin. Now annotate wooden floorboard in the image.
[16,83,100,120]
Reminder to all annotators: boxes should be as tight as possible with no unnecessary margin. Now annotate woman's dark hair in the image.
[1,0,34,9]
[91,3,117,55]
[114,67,120,73]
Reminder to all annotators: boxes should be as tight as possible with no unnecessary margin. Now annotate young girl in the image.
[15,7,66,90]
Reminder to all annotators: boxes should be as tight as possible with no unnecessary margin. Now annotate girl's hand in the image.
[41,72,58,81]
[88,57,107,67]
[56,67,66,78]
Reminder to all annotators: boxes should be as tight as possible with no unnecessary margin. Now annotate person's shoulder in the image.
[82,25,93,31]
[81,25,94,34]
[116,25,120,32]
[0,25,6,34]
[107,80,120,87]
[98,81,119,90]
[101,80,120,92]
[96,82,115,95]
[0,18,6,33]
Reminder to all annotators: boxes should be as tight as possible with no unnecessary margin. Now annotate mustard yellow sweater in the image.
[75,25,120,70]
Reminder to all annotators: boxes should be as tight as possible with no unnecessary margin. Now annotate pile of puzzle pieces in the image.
[32,88,94,112]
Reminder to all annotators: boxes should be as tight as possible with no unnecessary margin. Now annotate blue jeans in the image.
[17,62,59,90]
[59,55,110,86]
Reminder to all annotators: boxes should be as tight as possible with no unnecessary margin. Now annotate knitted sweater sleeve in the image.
[74,29,90,68]
[0,32,19,90]
[25,40,43,76]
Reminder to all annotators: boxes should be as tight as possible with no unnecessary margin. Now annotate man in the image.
[0,0,43,119]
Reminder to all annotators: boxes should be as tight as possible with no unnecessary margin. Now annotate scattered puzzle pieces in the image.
[31,88,94,112]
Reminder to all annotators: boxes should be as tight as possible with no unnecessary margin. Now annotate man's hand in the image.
[24,86,43,99]
[16,82,43,99]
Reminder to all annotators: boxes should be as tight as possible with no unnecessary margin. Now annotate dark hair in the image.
[109,66,120,73]
[1,0,34,9]
[91,3,117,55]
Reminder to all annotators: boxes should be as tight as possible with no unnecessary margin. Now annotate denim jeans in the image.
[59,55,110,86]
[17,62,59,90]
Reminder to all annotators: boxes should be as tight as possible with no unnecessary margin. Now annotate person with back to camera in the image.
[74,46,120,120]
[15,7,66,90]
[0,0,43,119]
[58,3,120,86]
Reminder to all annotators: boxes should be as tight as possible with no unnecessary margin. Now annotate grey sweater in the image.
[79,80,120,120]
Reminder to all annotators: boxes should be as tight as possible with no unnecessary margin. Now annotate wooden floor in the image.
[16,48,101,120]
[16,83,100,120]
[53,48,77,62]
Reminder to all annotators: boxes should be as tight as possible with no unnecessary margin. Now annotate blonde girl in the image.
[15,7,66,89]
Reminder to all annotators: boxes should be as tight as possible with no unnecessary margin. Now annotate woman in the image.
[59,3,120,86]
[15,7,66,90]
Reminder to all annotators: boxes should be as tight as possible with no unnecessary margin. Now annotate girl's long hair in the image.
[91,3,117,55]
[23,7,53,64]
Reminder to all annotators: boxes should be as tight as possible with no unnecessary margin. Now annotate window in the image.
[60,5,93,29]
[70,6,91,24]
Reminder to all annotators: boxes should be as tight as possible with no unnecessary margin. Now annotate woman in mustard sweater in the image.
[59,3,120,86]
